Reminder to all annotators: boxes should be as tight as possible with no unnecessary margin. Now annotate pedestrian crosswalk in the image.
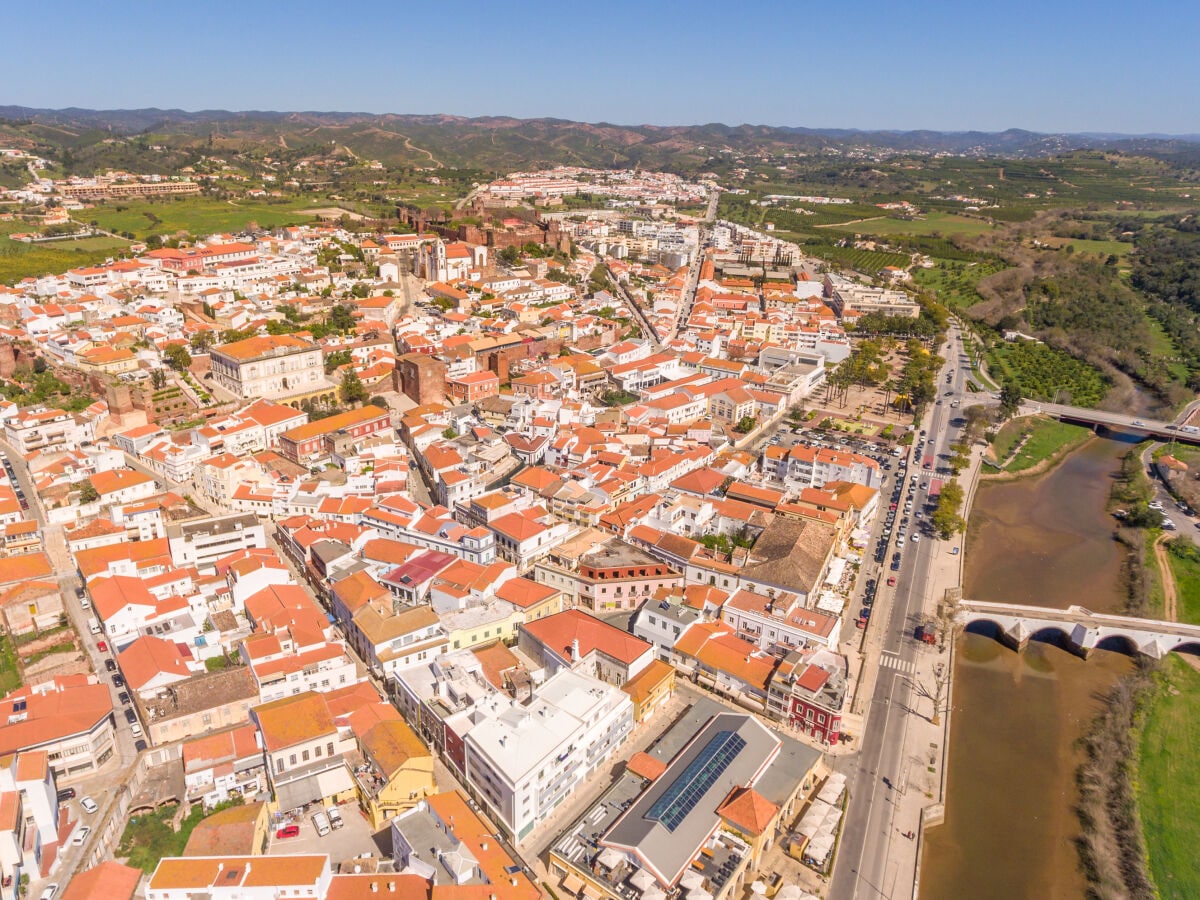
[879,653,916,674]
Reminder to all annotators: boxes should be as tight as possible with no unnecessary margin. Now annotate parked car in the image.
[39,884,59,900]
[104,659,117,672]
[311,812,331,837]
[96,640,108,653]
[71,826,90,846]
[887,576,897,587]
[118,691,130,705]
[80,797,98,814]
[124,709,137,724]
[111,674,124,688]
[276,825,300,839]
[56,788,76,802]
[134,740,148,753]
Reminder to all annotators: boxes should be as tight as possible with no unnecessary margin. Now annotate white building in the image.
[167,514,268,572]
[4,406,95,455]
[208,334,327,401]
[461,668,633,842]
[146,855,332,900]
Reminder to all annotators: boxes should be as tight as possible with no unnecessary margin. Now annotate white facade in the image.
[462,668,633,842]
[168,514,268,572]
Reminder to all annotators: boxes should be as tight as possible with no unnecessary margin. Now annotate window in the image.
[314,745,322,758]
[289,754,297,765]
[302,750,310,762]
[327,742,334,756]
[277,759,285,773]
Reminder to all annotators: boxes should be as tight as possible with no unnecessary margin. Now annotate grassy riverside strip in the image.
[1163,539,1200,624]
[1074,662,1157,900]
[983,416,1092,477]
[1137,655,1200,900]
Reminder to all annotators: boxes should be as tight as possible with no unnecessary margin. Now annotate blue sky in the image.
[4,0,1198,134]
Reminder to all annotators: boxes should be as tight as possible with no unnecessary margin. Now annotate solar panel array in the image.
[646,729,747,832]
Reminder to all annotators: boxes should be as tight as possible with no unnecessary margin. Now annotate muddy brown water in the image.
[920,435,1138,897]
[963,435,1131,613]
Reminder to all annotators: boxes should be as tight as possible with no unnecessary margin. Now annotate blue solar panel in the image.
[647,729,746,832]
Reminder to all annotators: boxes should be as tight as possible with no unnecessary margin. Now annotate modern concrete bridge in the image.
[957,599,1200,659]
[1033,401,1200,444]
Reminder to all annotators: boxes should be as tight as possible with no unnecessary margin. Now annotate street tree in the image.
[164,344,192,372]
[79,479,99,504]
[931,479,967,539]
[339,369,367,405]
[999,381,1023,419]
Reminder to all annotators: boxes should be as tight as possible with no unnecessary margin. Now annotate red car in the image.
[97,641,108,653]
[276,825,300,839]
[887,576,897,587]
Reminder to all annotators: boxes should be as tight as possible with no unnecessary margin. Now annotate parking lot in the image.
[266,802,388,864]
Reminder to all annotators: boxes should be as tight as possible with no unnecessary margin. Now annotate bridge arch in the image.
[962,618,1005,640]
[1170,640,1200,659]
[1094,633,1140,656]
[1028,625,1073,648]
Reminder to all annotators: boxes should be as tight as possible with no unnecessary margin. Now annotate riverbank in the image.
[1075,662,1156,899]
[1139,654,1200,900]
[981,415,1091,480]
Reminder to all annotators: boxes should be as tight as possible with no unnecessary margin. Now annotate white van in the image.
[311,812,331,837]
[326,805,344,829]
[88,617,101,635]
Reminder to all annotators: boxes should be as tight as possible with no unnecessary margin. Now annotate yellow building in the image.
[77,345,139,375]
[621,658,677,723]
[353,718,436,829]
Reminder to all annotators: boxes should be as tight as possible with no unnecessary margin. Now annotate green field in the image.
[1139,654,1200,899]
[1165,540,1200,625]
[986,339,1109,407]
[0,633,19,694]
[810,245,912,275]
[989,415,1091,472]
[0,238,129,286]
[83,196,319,239]
[829,211,998,238]
[913,257,1008,309]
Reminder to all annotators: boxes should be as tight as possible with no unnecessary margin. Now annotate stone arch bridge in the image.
[957,600,1200,659]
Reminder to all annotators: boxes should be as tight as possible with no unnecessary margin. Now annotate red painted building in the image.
[447,370,501,404]
[768,651,847,745]
[277,406,391,465]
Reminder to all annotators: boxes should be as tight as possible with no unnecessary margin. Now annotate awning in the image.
[273,763,355,812]
[316,764,354,798]
[561,873,584,895]
[581,884,603,900]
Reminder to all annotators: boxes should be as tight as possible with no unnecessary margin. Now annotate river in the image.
[920,434,1138,898]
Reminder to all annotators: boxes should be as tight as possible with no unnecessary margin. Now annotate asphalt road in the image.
[829,324,970,900]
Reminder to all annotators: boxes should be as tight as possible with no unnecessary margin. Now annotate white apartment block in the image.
[167,513,268,572]
[462,668,633,842]
[4,406,95,455]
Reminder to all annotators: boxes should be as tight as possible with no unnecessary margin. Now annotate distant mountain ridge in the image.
[1,105,1198,170]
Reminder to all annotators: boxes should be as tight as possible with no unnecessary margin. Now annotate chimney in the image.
[388,883,395,892]
[571,638,580,661]
[371,883,378,893]
[481,841,489,851]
